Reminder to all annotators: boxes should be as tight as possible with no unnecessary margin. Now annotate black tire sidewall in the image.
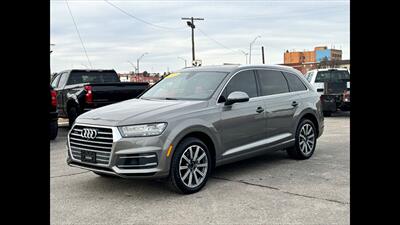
[323,111,332,117]
[294,119,317,159]
[49,121,58,140]
[170,137,211,194]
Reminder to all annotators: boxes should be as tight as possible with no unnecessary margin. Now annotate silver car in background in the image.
[67,64,324,194]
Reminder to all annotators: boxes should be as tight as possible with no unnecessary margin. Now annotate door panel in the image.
[264,94,296,138]
[255,69,295,140]
[216,98,266,156]
[214,70,267,157]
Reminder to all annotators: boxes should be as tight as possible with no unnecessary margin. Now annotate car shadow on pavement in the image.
[74,150,292,198]
[329,111,350,117]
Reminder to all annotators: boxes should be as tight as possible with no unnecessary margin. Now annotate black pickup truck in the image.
[50,85,58,140]
[50,69,149,127]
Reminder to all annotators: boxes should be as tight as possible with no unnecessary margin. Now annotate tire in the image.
[323,111,332,117]
[93,171,117,178]
[68,106,78,128]
[49,120,58,140]
[169,137,212,194]
[287,119,317,160]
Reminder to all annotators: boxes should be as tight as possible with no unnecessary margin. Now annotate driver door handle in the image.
[256,106,264,113]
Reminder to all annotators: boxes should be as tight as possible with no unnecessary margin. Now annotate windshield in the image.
[141,71,229,100]
[315,70,350,83]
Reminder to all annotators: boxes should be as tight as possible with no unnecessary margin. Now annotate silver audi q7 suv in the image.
[67,64,324,194]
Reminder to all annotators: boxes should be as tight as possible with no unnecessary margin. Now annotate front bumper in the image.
[66,123,172,179]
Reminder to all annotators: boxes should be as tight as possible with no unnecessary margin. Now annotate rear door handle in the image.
[292,101,299,107]
[256,106,264,113]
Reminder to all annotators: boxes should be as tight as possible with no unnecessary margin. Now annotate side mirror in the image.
[225,91,249,106]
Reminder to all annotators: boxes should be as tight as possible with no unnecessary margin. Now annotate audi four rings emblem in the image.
[81,128,98,139]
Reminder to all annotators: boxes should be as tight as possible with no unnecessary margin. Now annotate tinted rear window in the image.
[67,71,120,85]
[283,72,307,92]
[315,70,350,83]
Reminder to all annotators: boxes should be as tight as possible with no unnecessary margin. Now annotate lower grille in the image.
[116,153,158,169]
[69,125,113,166]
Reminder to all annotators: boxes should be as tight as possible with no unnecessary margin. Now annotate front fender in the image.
[162,118,222,169]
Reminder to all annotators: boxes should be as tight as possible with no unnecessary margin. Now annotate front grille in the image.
[69,125,113,166]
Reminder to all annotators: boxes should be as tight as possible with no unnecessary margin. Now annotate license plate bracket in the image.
[81,150,96,163]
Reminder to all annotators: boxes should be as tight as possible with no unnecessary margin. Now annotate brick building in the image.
[118,73,161,85]
[284,46,342,64]
[281,59,350,75]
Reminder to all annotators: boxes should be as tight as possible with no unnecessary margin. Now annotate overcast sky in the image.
[50,0,350,74]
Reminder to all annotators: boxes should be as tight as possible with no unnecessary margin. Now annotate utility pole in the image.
[261,46,265,64]
[181,17,204,66]
[249,35,261,64]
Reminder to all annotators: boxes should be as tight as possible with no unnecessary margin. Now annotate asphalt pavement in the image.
[51,112,350,225]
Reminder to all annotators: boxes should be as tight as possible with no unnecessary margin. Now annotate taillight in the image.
[343,90,350,102]
[84,85,93,104]
[51,90,57,107]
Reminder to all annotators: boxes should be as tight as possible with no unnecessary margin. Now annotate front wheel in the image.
[287,119,317,160]
[169,137,211,194]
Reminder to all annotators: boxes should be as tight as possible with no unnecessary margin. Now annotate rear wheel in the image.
[323,111,332,117]
[49,120,58,140]
[169,137,211,194]
[68,106,78,128]
[287,119,317,160]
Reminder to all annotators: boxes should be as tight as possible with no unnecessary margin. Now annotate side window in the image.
[51,74,61,88]
[58,73,68,87]
[256,70,289,96]
[283,72,307,92]
[224,70,258,99]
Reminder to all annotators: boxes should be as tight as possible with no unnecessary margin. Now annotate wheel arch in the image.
[170,129,217,171]
[298,112,320,137]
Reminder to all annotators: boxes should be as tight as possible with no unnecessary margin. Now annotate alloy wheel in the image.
[299,123,315,155]
[179,145,208,188]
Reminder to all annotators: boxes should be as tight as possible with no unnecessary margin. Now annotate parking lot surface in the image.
[51,113,350,225]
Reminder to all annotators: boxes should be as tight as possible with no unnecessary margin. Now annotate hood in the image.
[76,98,208,126]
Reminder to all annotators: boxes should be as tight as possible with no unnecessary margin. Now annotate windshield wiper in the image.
[164,97,179,100]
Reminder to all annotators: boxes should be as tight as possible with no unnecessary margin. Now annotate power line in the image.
[103,0,184,31]
[197,28,244,56]
[65,0,93,68]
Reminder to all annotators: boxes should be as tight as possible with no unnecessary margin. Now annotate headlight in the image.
[119,123,167,137]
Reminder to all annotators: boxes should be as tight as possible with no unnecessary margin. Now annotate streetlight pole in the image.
[178,57,187,67]
[127,61,137,73]
[137,52,149,74]
[249,35,261,64]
